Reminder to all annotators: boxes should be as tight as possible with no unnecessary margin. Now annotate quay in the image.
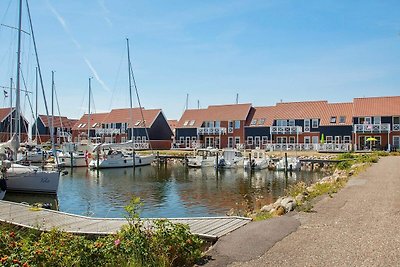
[0,200,251,241]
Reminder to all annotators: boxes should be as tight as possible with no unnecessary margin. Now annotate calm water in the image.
[5,164,326,218]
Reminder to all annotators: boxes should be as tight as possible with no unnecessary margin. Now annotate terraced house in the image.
[0,107,28,142]
[72,108,173,149]
[352,96,400,151]
[32,115,78,144]
[175,103,254,149]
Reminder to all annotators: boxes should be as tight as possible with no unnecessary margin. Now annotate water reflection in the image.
[8,164,327,218]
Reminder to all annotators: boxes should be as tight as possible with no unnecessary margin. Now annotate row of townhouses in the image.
[175,96,400,151]
[1,95,399,151]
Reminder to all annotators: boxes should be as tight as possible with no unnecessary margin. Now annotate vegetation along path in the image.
[206,156,400,267]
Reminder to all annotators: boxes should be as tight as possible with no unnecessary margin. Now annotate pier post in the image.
[284,152,288,172]
[133,151,136,169]
[70,152,73,169]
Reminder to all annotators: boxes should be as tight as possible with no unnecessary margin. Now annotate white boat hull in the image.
[275,158,301,171]
[89,155,155,169]
[244,159,269,170]
[187,156,216,168]
[6,166,60,194]
[58,155,88,167]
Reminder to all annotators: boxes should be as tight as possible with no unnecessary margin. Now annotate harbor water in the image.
[5,163,327,218]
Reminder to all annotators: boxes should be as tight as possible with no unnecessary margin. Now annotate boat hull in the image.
[6,171,60,194]
[89,155,155,169]
[58,155,88,167]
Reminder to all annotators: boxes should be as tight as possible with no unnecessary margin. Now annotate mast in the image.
[88,77,92,142]
[126,38,134,141]
[35,67,38,142]
[9,78,13,138]
[13,0,23,159]
[51,71,56,159]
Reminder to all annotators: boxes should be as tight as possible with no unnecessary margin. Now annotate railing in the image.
[197,127,227,135]
[353,124,390,133]
[264,143,352,152]
[393,124,400,131]
[95,128,121,135]
[270,126,302,134]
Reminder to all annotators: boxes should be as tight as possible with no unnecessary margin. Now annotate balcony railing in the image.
[353,124,390,133]
[270,126,302,134]
[95,128,121,135]
[393,124,400,131]
[197,127,227,135]
[264,143,351,152]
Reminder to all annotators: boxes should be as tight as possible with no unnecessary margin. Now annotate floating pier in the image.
[0,200,251,241]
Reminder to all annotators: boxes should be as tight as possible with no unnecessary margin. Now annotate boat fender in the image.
[0,179,7,191]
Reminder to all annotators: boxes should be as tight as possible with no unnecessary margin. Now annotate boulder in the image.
[295,193,305,203]
[284,201,296,212]
[260,204,274,213]
[274,197,285,207]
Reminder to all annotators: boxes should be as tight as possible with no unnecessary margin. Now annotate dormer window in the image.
[258,118,265,125]
[339,116,346,123]
[92,123,97,128]
[330,116,336,123]
[183,120,189,126]
[189,120,195,126]
[251,119,257,125]
[312,119,319,128]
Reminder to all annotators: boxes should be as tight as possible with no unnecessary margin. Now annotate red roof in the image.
[72,113,108,130]
[353,96,400,117]
[168,120,178,130]
[177,103,252,128]
[38,115,78,128]
[249,106,276,126]
[102,108,161,128]
[320,103,353,126]
[0,108,12,122]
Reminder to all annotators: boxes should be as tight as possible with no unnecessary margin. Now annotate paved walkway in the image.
[205,156,400,266]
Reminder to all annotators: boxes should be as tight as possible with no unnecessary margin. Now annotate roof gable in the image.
[353,96,400,117]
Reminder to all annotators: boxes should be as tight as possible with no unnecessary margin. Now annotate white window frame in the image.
[304,136,311,144]
[339,116,346,124]
[312,136,319,144]
[288,119,295,126]
[343,136,351,144]
[235,137,241,146]
[254,136,261,146]
[277,120,287,126]
[228,121,234,128]
[304,119,310,132]
[234,120,241,129]
[335,136,342,144]
[179,137,184,144]
[312,119,319,128]
[277,137,287,144]
[326,136,333,144]
[330,117,336,123]
[228,137,234,148]
[373,116,381,125]
[183,120,189,126]
[289,136,295,144]
[258,118,265,125]
[215,121,220,128]
[250,119,257,126]
[247,136,253,145]
[262,136,268,144]
[394,116,400,124]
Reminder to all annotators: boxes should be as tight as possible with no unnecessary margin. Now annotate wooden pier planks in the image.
[0,200,251,240]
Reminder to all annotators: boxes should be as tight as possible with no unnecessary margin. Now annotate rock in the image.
[295,193,305,203]
[260,204,274,213]
[274,197,285,206]
[281,196,295,207]
[284,201,296,212]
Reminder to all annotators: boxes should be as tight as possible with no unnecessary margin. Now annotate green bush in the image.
[0,197,204,267]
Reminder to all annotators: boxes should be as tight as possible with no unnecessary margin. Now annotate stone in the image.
[274,197,285,207]
[295,193,305,203]
[260,204,274,213]
[281,196,295,207]
[284,201,296,212]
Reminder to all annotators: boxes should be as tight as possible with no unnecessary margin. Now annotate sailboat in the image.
[2,0,60,194]
[89,38,155,169]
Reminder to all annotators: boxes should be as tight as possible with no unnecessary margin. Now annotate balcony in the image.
[197,127,227,135]
[353,124,390,133]
[95,128,121,135]
[270,126,302,134]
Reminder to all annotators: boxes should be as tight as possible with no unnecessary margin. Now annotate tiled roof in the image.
[102,108,161,128]
[274,101,328,120]
[167,120,178,130]
[353,96,400,117]
[320,103,353,126]
[177,103,252,128]
[249,106,276,126]
[72,113,108,130]
[38,115,77,128]
[0,108,12,122]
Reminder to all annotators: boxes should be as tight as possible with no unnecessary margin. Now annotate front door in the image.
[205,137,214,148]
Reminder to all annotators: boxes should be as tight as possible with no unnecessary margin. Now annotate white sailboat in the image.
[244,149,270,170]
[3,0,60,194]
[88,38,155,169]
[217,149,244,169]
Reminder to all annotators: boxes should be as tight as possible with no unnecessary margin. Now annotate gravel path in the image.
[227,156,400,267]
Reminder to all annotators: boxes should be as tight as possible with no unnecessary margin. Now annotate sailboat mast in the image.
[88,77,92,141]
[13,0,23,158]
[126,38,134,142]
[35,67,38,141]
[9,77,13,138]
[51,71,56,158]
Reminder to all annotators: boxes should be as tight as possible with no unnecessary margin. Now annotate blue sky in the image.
[0,0,399,123]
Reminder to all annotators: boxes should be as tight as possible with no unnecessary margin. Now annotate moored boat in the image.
[186,147,219,168]
[275,157,301,171]
[244,149,270,170]
[217,149,244,169]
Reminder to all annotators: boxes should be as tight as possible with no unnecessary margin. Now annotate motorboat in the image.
[244,149,270,170]
[275,157,301,171]
[217,149,244,169]
[89,149,155,169]
[186,147,219,168]
[18,146,47,163]
[4,162,60,194]
[57,150,88,167]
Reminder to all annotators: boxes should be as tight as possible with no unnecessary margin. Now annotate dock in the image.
[0,200,251,241]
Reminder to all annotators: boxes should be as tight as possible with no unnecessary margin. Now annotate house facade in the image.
[175,104,254,149]
[352,96,400,151]
[72,108,173,150]
[0,107,29,142]
[32,115,78,144]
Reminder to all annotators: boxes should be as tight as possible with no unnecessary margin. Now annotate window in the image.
[288,119,295,126]
[228,137,234,148]
[343,136,351,144]
[77,123,82,128]
[330,117,337,123]
[360,117,371,124]
[304,136,311,144]
[339,116,346,123]
[251,119,257,126]
[289,136,295,144]
[179,137,184,143]
[92,123,97,128]
[235,137,241,147]
[304,119,310,132]
[312,119,319,128]
[81,123,86,128]
[215,121,220,128]
[228,121,234,128]
[247,136,253,145]
[136,136,141,141]
[234,120,241,129]
[121,123,126,132]
[394,117,400,124]
[374,136,381,146]
[262,136,268,144]
[255,136,261,146]
[373,116,381,124]
[277,120,287,126]
[277,137,287,144]
[335,136,342,144]
[191,136,197,141]
[189,120,195,126]
[326,136,333,144]
[258,118,265,125]
[183,120,189,126]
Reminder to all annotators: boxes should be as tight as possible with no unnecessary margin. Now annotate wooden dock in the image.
[0,200,251,241]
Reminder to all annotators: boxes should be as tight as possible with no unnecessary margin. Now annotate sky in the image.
[0,0,399,124]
